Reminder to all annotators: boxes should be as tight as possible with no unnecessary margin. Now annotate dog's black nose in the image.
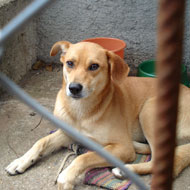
[69,83,83,95]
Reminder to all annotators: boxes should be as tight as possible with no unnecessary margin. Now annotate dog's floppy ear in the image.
[106,51,130,82]
[50,41,71,57]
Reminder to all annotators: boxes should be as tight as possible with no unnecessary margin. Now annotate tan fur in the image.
[6,41,190,190]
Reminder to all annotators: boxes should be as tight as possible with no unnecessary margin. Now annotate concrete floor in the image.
[0,66,190,190]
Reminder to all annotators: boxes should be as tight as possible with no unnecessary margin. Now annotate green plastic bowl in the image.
[137,60,189,87]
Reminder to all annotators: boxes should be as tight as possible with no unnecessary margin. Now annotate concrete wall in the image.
[0,0,37,83]
[37,0,190,72]
[0,0,189,88]
[183,0,190,69]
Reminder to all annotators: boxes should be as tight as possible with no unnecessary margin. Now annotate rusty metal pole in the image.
[151,0,185,190]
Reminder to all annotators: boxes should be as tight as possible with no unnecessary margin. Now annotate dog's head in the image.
[50,41,130,100]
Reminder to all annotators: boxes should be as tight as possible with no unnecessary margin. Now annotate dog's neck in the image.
[62,79,114,121]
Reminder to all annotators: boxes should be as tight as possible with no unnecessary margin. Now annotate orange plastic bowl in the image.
[83,37,126,59]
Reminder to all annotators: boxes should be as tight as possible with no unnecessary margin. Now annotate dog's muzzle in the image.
[69,83,83,98]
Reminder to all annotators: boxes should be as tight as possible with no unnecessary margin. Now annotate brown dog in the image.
[5,41,190,190]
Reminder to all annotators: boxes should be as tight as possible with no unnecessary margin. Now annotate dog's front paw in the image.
[112,165,135,179]
[57,169,74,190]
[5,157,29,175]
[57,181,74,190]
[112,168,124,178]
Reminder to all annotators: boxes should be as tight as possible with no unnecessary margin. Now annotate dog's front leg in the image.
[6,129,73,175]
[57,143,136,190]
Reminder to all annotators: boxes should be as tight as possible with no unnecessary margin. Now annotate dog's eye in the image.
[89,64,99,71]
[66,61,74,68]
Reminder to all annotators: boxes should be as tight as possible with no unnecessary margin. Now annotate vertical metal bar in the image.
[151,0,185,190]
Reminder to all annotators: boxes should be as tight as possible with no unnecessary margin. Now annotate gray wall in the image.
[0,0,189,86]
[37,0,190,72]
[0,0,37,83]
[184,0,190,70]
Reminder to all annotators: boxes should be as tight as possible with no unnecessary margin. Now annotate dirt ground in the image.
[0,66,190,190]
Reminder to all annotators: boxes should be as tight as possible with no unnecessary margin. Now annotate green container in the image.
[137,60,189,87]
